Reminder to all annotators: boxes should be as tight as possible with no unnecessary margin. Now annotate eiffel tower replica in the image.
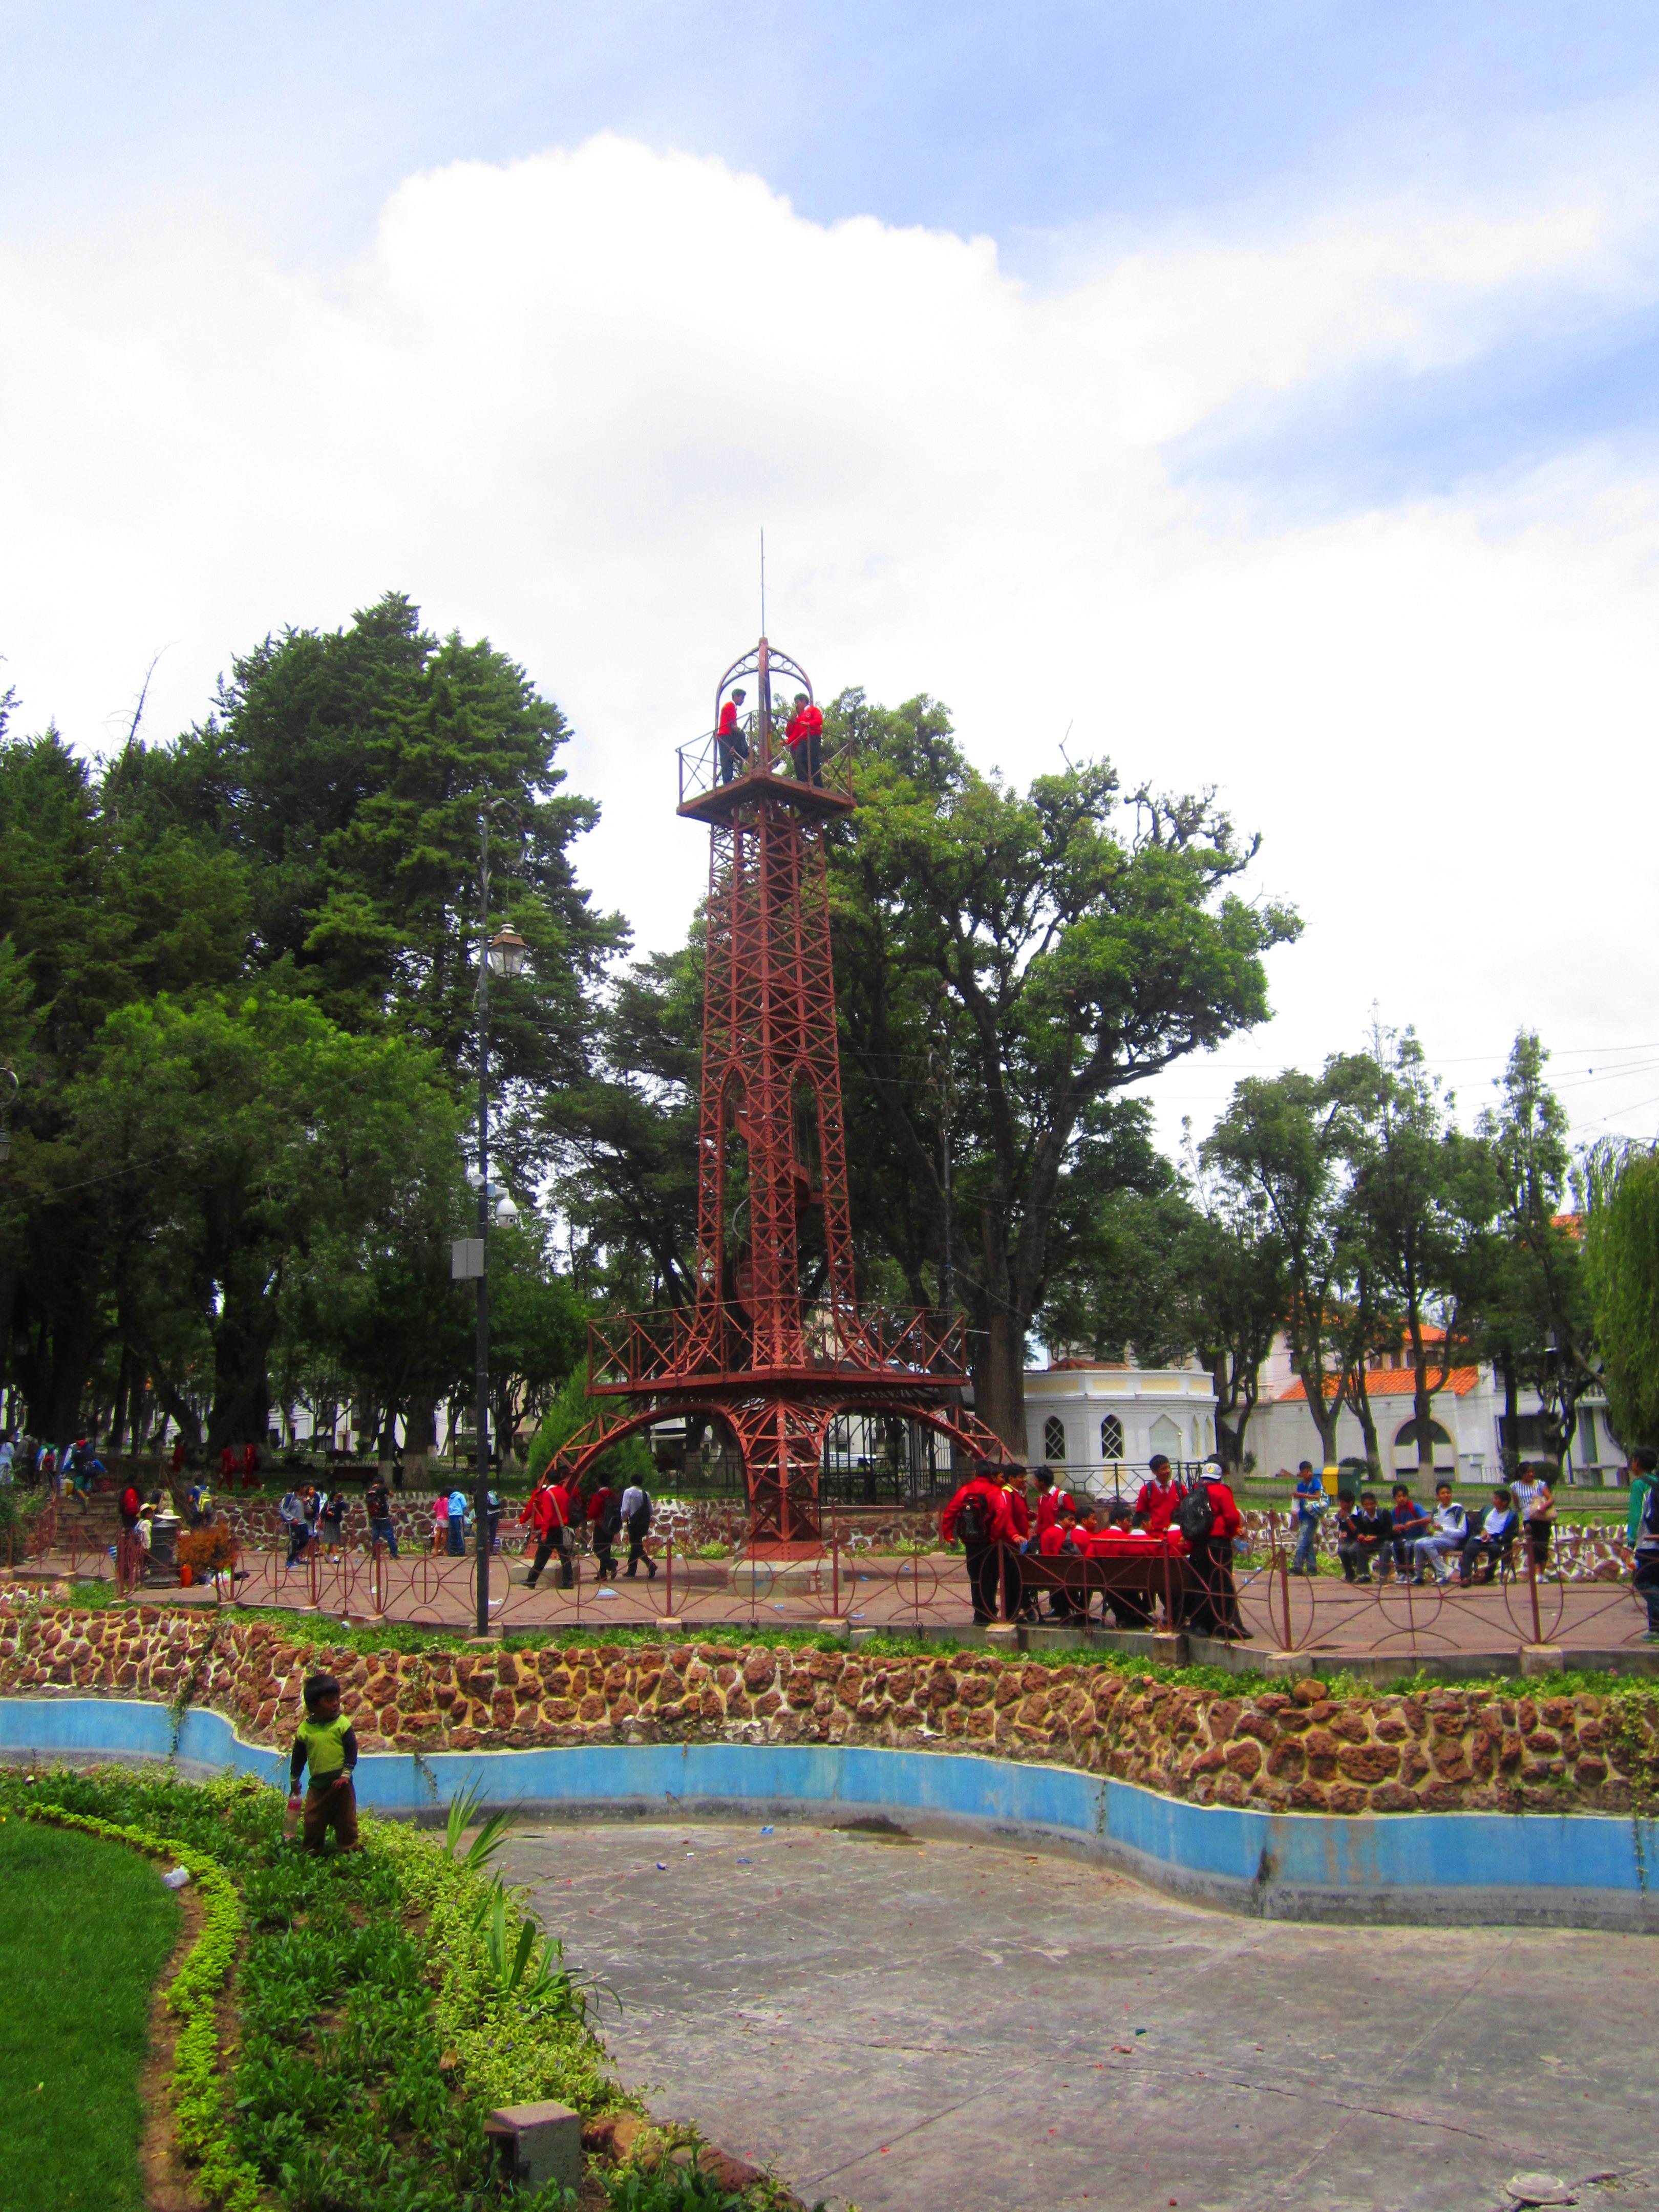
[575,636,1007,1548]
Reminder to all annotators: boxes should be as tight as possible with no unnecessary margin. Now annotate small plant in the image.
[441,1778,516,1871]
[178,1518,239,1581]
[470,1879,606,2018]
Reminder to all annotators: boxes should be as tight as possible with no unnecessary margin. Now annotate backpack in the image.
[601,1495,624,1540]
[955,1487,993,1546]
[1176,1482,1216,1543]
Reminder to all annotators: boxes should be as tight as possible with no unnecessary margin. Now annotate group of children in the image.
[940,1453,1247,1633]
[1289,1460,1557,1588]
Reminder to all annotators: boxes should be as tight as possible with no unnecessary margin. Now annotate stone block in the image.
[1519,1645,1564,1677]
[486,2100,582,2191]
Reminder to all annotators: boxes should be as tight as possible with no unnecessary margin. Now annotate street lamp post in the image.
[470,800,528,1637]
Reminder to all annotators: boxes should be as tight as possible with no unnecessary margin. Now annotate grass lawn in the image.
[0,1816,182,2212]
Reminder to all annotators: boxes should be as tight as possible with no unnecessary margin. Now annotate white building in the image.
[1247,1333,1623,1487]
[1023,1357,1218,1481]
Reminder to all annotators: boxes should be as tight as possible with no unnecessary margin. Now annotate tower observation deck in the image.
[569,636,1009,1545]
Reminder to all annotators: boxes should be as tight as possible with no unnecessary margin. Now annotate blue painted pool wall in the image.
[2,1699,1652,1906]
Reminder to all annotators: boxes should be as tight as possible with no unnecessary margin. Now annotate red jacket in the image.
[119,1485,141,1530]
[1038,1522,1072,1557]
[785,703,823,747]
[1135,1477,1178,1534]
[586,1486,613,1525]
[1198,1479,1243,1541]
[1003,1490,1031,1542]
[519,1484,561,1537]
[941,1476,1010,1545]
[718,700,739,735]
[1035,1486,1074,1537]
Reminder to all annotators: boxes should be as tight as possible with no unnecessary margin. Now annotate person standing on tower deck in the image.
[785,693,823,785]
[716,687,748,783]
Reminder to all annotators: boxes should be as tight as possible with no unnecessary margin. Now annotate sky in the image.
[4,2,1659,1157]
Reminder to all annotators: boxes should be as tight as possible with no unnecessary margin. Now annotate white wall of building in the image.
[1024,1362,1216,1476]
[1248,1362,1623,1486]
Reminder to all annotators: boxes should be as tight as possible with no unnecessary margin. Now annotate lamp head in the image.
[486,926,529,979]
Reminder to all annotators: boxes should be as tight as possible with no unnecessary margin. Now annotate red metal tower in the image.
[575,637,1007,1544]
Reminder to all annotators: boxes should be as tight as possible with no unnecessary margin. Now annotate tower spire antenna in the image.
[759,526,766,637]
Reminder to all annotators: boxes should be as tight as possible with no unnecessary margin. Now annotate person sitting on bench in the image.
[1459,1486,1519,1584]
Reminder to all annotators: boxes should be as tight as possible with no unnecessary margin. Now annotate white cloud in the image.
[4,132,1659,1147]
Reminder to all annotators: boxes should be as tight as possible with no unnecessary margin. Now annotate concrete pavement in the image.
[505,1818,1659,2212]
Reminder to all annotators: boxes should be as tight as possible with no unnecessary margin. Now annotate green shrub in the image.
[0,1766,624,2211]
[523,1366,655,1487]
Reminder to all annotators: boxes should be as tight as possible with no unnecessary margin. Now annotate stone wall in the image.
[2,1598,1654,1819]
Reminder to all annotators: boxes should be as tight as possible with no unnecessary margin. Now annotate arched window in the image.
[1043,1416,1067,1463]
[1393,1417,1455,1469]
[1100,1414,1124,1460]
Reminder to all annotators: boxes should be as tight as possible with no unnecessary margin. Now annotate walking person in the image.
[286,1673,360,1853]
[519,1472,574,1588]
[279,1481,314,1567]
[620,1475,656,1580]
[586,1480,620,1580]
[364,1471,399,1559]
[1289,1462,1327,1575]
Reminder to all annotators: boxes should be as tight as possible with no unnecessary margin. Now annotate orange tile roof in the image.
[1278,1366,1483,1403]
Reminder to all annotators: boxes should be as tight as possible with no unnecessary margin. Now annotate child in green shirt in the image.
[288,1672,359,1851]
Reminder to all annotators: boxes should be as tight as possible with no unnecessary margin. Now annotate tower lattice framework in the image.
[576,637,1008,1544]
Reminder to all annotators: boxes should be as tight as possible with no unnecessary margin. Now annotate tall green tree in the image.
[543,944,705,1307]
[828,691,1299,1450]
[66,992,466,1454]
[113,592,626,1169]
[1202,1055,1392,1469]
[1582,1135,1658,1448]
[0,720,246,1442]
[1474,1032,1594,1470]
[1343,1025,1495,1475]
